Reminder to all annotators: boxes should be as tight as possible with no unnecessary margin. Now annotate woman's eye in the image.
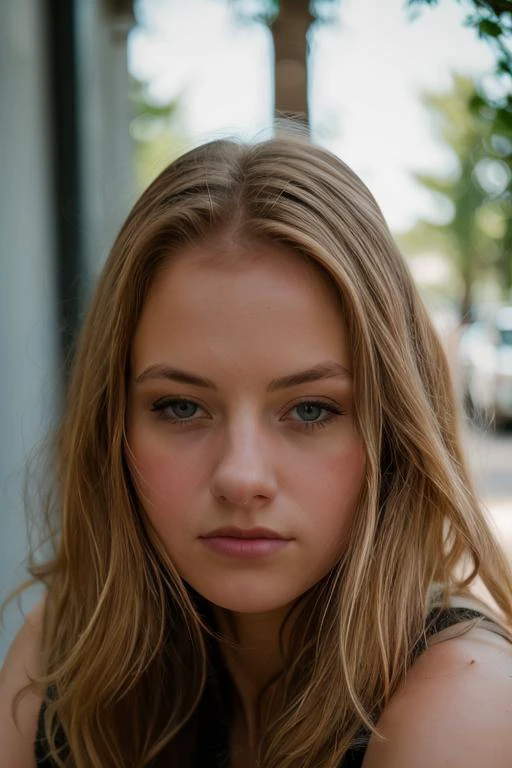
[150,398,204,422]
[149,398,344,432]
[289,401,344,432]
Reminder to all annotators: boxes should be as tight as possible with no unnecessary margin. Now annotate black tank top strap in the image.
[425,605,490,636]
[412,604,504,660]
[34,686,69,767]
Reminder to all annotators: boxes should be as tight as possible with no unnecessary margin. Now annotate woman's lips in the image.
[199,526,293,558]
[199,536,291,558]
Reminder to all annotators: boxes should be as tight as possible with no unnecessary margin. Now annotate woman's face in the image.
[126,242,365,614]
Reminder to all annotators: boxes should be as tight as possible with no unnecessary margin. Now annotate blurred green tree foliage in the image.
[129,74,186,192]
[407,0,512,79]
[399,74,511,320]
[407,1,511,150]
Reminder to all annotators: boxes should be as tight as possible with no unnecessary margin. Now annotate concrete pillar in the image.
[75,0,135,293]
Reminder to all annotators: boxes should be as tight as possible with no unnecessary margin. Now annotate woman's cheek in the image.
[128,434,198,518]
[300,435,365,489]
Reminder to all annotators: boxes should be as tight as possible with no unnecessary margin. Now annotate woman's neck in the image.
[213,605,292,748]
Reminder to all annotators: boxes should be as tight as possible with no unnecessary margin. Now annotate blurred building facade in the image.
[0,0,135,660]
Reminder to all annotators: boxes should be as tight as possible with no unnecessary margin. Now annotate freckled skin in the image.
[126,243,366,615]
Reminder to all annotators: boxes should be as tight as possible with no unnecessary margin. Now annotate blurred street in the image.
[465,423,512,561]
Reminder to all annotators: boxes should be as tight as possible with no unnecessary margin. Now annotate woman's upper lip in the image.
[201,526,290,540]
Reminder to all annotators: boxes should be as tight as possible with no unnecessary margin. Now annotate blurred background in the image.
[1,0,511,659]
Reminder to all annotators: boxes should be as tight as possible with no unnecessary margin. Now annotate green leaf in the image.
[473,0,512,16]
[497,57,512,76]
[469,93,488,114]
[495,107,512,132]
[406,0,440,6]
[477,18,503,38]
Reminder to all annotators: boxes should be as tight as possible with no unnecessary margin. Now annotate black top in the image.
[34,606,496,767]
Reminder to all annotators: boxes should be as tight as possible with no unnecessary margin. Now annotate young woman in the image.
[2,134,512,768]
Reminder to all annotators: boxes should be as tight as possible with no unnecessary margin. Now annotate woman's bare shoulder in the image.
[362,625,512,768]
[0,598,46,768]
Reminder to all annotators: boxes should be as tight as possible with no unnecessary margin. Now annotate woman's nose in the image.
[209,419,278,510]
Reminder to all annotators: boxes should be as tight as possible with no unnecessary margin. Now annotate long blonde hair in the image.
[14,134,512,766]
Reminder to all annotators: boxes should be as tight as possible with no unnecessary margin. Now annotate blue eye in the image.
[150,398,344,431]
[150,398,202,422]
[290,401,344,431]
[294,402,324,422]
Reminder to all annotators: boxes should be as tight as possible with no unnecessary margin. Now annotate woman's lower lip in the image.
[200,537,291,558]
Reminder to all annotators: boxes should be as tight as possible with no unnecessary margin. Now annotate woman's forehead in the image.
[148,239,342,308]
[130,243,351,378]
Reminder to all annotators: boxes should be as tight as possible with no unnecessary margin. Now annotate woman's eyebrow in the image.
[134,361,352,391]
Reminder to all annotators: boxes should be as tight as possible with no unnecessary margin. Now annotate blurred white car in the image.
[459,306,512,425]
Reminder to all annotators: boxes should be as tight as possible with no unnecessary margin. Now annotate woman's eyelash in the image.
[151,398,203,422]
[288,401,345,431]
[149,398,345,432]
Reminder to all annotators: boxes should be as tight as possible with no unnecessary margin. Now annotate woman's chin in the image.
[192,584,296,616]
